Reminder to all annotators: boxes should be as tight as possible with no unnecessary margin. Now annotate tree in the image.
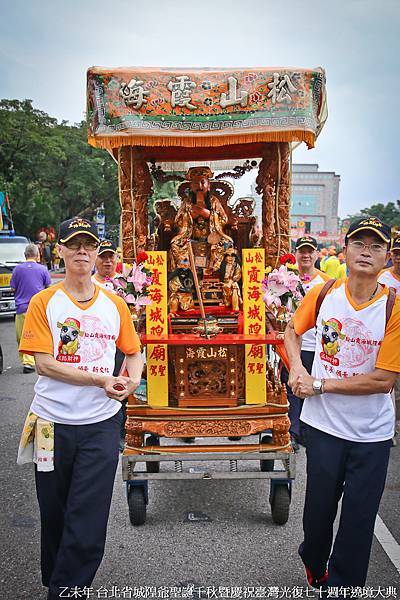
[0,99,119,238]
[348,201,400,227]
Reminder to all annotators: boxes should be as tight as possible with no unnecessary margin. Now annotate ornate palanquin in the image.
[87,65,327,458]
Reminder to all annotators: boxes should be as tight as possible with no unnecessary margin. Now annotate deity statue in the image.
[219,248,242,312]
[168,258,196,313]
[170,167,233,272]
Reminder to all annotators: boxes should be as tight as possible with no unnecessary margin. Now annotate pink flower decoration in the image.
[135,296,152,310]
[124,293,136,304]
[127,263,148,292]
[264,291,281,308]
[115,277,127,289]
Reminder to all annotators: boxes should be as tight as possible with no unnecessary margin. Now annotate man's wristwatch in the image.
[312,378,325,394]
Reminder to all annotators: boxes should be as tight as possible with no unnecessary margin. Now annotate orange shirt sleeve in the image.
[376,296,400,372]
[19,291,54,355]
[292,283,325,335]
[114,297,141,355]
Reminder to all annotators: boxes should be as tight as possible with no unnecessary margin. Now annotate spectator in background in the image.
[37,231,52,270]
[281,236,330,451]
[115,246,123,274]
[10,243,51,373]
[337,252,348,279]
[92,239,126,445]
[378,237,400,444]
[315,247,328,270]
[51,244,61,271]
[378,237,400,294]
[321,246,340,278]
[92,240,118,291]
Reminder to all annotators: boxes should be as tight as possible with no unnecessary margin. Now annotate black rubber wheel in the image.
[260,434,274,472]
[128,487,147,526]
[145,435,160,473]
[271,485,290,525]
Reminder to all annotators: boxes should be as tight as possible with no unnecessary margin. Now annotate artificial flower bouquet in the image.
[111,251,153,319]
[262,253,308,331]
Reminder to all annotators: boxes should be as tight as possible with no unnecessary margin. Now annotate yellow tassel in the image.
[88,130,315,151]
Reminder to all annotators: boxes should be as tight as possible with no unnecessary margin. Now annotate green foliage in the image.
[0,99,119,238]
[348,201,400,227]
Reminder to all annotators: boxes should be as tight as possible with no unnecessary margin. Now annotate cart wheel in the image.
[271,485,290,525]
[260,435,274,472]
[128,487,147,526]
[145,435,160,473]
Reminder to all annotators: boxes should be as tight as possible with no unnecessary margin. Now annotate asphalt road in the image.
[1,315,399,600]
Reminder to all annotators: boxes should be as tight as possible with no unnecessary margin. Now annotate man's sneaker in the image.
[23,365,35,373]
[304,565,328,591]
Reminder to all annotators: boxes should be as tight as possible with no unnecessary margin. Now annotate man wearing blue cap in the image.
[18,217,143,600]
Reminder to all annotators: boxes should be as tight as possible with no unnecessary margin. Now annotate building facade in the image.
[290,164,340,236]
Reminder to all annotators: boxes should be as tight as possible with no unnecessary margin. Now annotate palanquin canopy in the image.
[87,66,327,160]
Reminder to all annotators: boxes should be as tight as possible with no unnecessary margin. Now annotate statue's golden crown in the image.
[186,166,214,181]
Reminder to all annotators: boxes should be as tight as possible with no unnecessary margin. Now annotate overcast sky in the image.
[1,0,399,217]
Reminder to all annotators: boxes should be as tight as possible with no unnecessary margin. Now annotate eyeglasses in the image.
[63,239,99,251]
[348,240,387,254]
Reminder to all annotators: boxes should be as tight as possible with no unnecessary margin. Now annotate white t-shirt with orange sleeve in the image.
[292,279,400,442]
[20,282,141,425]
[91,272,116,292]
[300,269,330,352]
[378,268,400,295]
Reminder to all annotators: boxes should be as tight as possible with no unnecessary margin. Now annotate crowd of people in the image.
[9,215,400,598]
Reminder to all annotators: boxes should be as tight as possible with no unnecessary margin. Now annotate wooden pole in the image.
[187,241,208,336]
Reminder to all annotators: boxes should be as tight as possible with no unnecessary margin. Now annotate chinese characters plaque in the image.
[242,249,266,405]
[87,67,327,151]
[145,251,168,407]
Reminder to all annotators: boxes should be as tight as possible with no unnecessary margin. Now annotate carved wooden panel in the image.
[126,416,282,438]
[173,345,238,407]
[256,142,290,267]
[118,148,153,261]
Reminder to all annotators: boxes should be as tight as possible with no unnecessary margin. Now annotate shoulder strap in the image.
[385,287,396,328]
[315,278,336,319]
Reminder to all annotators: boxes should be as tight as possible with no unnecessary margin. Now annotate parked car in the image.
[0,235,29,316]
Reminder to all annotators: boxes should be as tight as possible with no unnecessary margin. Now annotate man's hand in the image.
[291,372,316,399]
[288,363,309,390]
[103,376,139,401]
[124,377,141,398]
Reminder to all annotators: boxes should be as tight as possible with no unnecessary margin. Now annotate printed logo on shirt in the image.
[78,315,112,363]
[56,317,84,362]
[320,318,346,366]
[338,318,380,369]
